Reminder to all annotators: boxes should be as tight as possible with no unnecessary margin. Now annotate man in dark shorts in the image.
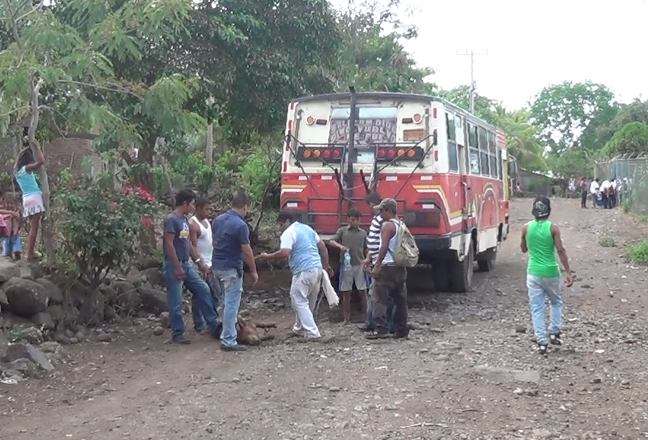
[163,189,219,344]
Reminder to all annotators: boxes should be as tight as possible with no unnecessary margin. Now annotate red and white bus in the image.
[280,92,510,291]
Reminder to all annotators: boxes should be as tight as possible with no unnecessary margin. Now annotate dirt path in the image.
[1,198,647,440]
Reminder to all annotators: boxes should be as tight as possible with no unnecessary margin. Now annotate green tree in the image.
[332,0,436,94]
[585,99,648,151]
[161,0,340,140]
[0,0,201,259]
[547,148,590,178]
[603,122,648,157]
[439,86,500,124]
[530,81,616,153]
[492,109,547,172]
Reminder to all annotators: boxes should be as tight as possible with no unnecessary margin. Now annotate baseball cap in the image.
[374,198,397,213]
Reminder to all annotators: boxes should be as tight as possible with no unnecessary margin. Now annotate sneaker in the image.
[549,333,562,345]
[365,331,391,340]
[171,335,191,345]
[357,324,374,332]
[220,344,247,352]
[538,344,548,355]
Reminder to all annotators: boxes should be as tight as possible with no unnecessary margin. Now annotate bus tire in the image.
[477,248,497,272]
[450,241,474,292]
[432,261,450,292]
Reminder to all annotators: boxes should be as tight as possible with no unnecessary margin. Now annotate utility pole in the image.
[457,50,487,114]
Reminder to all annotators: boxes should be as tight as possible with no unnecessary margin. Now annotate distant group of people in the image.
[163,189,412,350]
[0,136,46,262]
[578,176,624,209]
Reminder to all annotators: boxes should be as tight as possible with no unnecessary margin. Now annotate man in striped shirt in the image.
[361,198,397,332]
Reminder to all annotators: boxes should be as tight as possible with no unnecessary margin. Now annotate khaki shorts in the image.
[339,265,367,292]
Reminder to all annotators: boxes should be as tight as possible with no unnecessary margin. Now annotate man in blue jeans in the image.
[212,190,259,352]
[163,189,219,344]
[521,197,574,355]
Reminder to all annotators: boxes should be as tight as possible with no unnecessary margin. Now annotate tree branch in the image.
[57,80,144,100]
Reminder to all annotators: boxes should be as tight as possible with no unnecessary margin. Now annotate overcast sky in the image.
[332,0,648,110]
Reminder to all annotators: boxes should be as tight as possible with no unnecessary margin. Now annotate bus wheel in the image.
[432,261,450,292]
[477,248,497,272]
[449,242,474,292]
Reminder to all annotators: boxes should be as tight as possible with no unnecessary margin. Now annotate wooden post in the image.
[205,123,214,166]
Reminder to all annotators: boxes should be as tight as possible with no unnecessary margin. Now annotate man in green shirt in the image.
[328,209,368,323]
[521,197,574,355]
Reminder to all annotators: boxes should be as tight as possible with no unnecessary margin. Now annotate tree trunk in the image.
[205,122,214,166]
[214,121,225,155]
[27,76,55,264]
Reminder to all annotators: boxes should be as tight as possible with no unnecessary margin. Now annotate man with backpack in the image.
[366,198,418,340]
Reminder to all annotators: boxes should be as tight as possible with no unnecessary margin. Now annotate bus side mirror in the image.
[433,129,438,146]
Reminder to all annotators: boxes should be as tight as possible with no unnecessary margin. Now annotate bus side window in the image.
[497,148,503,180]
[478,126,490,176]
[489,132,498,178]
[446,113,458,172]
[468,123,479,174]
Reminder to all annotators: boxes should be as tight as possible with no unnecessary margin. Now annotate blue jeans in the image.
[214,268,243,347]
[527,274,563,345]
[164,261,218,338]
[2,235,22,256]
[192,272,221,331]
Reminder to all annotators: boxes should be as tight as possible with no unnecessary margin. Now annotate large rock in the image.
[141,267,166,287]
[18,262,43,280]
[69,281,93,308]
[0,264,20,283]
[46,304,68,330]
[139,287,168,315]
[31,312,55,330]
[78,290,105,326]
[0,312,32,330]
[8,358,39,377]
[13,326,43,345]
[135,255,162,271]
[3,343,54,371]
[110,280,136,295]
[98,285,118,304]
[3,278,49,317]
[126,268,147,286]
[35,278,64,304]
[116,289,142,315]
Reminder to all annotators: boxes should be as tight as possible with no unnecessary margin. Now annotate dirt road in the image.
[1,198,647,440]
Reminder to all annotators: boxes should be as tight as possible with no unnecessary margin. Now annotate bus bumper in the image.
[415,234,456,262]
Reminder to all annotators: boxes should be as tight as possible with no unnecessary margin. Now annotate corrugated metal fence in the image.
[595,154,648,215]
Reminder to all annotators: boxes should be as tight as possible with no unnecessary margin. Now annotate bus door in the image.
[457,115,472,256]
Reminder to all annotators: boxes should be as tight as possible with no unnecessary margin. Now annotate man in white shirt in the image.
[600,179,611,209]
[189,197,218,333]
[258,211,332,340]
[589,178,600,209]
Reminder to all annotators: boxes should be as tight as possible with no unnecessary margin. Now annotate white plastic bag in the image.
[321,270,339,308]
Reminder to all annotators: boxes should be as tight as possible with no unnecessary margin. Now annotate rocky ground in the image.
[1,198,647,440]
